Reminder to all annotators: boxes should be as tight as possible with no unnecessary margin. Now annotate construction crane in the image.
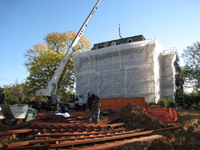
[36,0,101,110]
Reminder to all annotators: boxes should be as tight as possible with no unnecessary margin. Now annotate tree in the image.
[24,31,92,99]
[3,80,29,104]
[4,87,17,104]
[181,41,200,91]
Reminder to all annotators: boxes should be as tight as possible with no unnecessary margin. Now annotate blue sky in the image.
[0,0,200,86]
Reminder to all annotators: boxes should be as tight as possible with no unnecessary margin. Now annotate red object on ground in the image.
[145,105,178,123]
[100,97,145,112]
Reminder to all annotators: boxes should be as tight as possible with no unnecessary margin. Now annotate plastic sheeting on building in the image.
[160,50,178,101]
[73,38,178,103]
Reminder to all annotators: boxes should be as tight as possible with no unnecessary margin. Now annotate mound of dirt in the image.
[110,103,200,150]
[111,103,167,130]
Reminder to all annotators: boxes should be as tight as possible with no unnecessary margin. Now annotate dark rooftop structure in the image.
[91,35,145,50]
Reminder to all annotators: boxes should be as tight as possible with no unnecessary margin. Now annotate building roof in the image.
[91,35,145,50]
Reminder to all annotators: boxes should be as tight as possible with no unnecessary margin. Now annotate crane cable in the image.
[118,0,123,39]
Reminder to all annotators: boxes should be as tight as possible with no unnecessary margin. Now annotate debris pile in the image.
[0,113,176,150]
[0,103,200,149]
[111,103,166,130]
[110,103,200,150]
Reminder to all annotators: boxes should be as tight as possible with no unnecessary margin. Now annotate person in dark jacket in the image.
[86,92,101,123]
[0,87,6,104]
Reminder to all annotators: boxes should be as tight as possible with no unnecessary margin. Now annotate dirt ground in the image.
[0,105,200,150]
[109,104,200,150]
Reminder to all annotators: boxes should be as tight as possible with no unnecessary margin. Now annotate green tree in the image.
[177,93,200,109]
[4,87,17,104]
[24,31,92,98]
[3,80,28,104]
[182,41,200,91]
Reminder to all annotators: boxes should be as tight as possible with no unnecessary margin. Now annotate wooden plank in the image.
[0,129,32,136]
[99,115,121,124]
[6,119,38,130]
[50,130,155,148]
[3,128,144,149]
[49,126,180,148]
[30,122,124,131]
[31,122,109,127]
[4,138,61,148]
[5,130,153,150]
[77,135,163,150]
[33,128,126,137]
[3,127,179,150]
[107,123,124,128]
[153,126,181,133]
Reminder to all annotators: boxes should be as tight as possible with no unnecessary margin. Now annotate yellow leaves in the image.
[33,42,47,51]
[71,31,77,38]
[43,30,91,54]
[24,30,92,96]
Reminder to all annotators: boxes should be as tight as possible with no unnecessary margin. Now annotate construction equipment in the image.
[36,0,101,111]
[0,88,37,126]
[67,95,85,110]
[0,104,37,126]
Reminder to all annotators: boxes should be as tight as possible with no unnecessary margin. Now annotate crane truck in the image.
[36,0,101,111]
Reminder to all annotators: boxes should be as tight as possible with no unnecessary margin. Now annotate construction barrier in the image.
[144,105,178,123]
[100,97,145,112]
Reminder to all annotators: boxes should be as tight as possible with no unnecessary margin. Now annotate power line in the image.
[0,78,13,82]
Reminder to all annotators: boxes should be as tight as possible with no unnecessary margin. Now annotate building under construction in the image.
[73,35,183,103]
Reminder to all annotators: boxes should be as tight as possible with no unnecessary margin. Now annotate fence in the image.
[100,97,145,112]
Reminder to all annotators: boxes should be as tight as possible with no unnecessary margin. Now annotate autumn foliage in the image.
[24,31,92,100]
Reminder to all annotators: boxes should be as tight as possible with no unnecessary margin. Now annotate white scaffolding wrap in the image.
[160,50,177,102]
[73,39,177,103]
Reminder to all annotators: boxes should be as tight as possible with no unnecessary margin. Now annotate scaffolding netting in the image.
[73,39,177,103]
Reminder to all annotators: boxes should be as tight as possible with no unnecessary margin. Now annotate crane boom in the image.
[36,0,101,98]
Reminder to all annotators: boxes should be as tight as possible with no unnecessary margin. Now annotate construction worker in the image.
[0,86,6,104]
[86,92,101,124]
